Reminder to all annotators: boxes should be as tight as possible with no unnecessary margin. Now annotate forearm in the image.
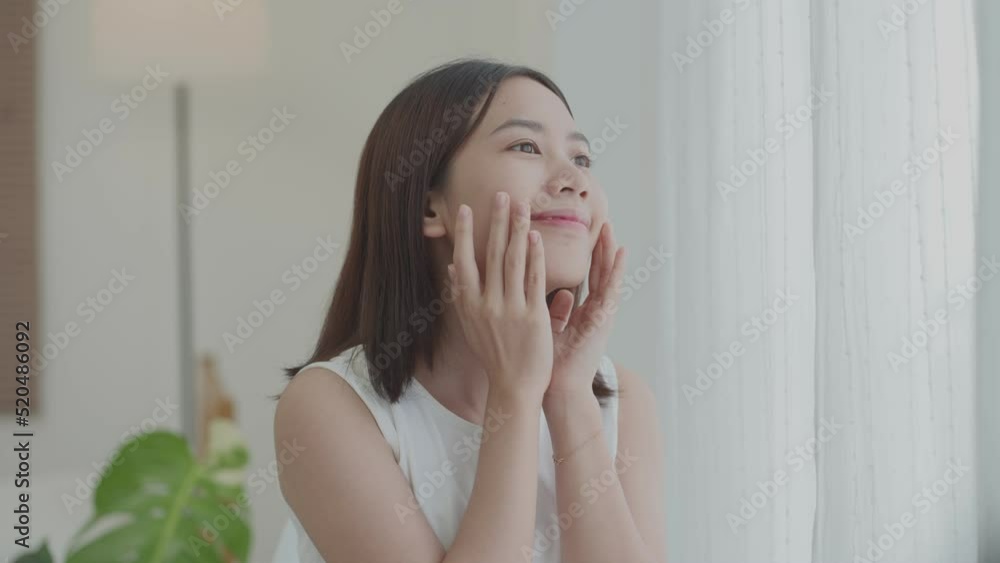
[544,391,657,563]
[445,385,542,563]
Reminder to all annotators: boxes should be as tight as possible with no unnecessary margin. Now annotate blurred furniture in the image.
[197,352,235,458]
[0,0,38,411]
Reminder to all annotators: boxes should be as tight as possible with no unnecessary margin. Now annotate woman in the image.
[274,58,666,563]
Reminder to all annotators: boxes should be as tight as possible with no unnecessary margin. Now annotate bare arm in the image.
[541,363,667,563]
[444,385,543,562]
[274,366,545,563]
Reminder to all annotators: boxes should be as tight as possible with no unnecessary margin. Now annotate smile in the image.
[531,217,589,232]
[530,211,590,232]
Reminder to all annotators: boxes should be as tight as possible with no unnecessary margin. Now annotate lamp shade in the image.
[92,0,270,79]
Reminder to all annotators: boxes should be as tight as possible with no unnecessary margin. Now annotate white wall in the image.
[0,1,554,560]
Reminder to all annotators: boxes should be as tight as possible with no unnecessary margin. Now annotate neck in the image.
[412,301,491,425]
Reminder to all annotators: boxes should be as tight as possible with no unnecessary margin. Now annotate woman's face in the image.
[431,76,608,294]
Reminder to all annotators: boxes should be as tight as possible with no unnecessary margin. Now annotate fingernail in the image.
[496,192,508,206]
[448,264,456,278]
[459,205,470,218]
[529,231,540,244]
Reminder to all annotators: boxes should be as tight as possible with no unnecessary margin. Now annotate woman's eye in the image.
[511,142,540,154]
[574,154,593,168]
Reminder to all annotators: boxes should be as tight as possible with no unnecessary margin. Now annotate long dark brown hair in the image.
[283,58,615,405]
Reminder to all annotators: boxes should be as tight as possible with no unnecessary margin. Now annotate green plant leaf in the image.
[11,541,53,563]
[65,421,252,563]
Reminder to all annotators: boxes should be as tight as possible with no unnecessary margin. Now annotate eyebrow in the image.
[489,118,590,147]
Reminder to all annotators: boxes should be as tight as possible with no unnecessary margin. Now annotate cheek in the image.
[592,186,609,217]
[471,152,544,202]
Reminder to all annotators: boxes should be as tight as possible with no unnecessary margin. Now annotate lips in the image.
[530,210,591,229]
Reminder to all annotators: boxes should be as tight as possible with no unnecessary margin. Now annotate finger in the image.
[485,192,510,303]
[453,204,481,300]
[588,223,606,295]
[599,222,616,290]
[505,201,531,304]
[601,246,628,307]
[447,263,460,301]
[548,288,574,334]
[526,230,547,310]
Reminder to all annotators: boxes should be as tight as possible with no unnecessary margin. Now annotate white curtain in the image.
[977,1,1000,560]
[654,0,981,561]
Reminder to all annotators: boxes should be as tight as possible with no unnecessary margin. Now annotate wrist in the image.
[543,386,599,420]
[544,390,604,454]
[488,380,546,411]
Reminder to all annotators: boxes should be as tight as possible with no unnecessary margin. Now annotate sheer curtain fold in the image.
[657,0,979,561]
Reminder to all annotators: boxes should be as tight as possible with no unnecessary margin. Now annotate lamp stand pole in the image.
[174,81,198,447]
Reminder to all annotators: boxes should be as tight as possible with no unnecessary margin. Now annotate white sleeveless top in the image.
[283,344,620,563]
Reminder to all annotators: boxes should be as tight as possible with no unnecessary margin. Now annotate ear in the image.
[422,190,449,239]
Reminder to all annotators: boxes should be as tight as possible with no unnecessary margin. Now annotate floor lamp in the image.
[92,0,270,448]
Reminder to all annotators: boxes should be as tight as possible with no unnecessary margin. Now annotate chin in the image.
[544,261,588,293]
[539,236,593,290]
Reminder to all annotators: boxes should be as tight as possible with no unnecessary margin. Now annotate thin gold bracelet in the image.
[553,429,603,465]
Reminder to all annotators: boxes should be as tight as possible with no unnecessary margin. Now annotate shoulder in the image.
[273,365,445,562]
[275,348,401,461]
[610,361,662,446]
[612,360,657,410]
[274,365,397,502]
[274,364,392,468]
[275,365,373,437]
[611,361,668,563]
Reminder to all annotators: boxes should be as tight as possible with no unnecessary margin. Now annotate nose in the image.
[544,163,589,199]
